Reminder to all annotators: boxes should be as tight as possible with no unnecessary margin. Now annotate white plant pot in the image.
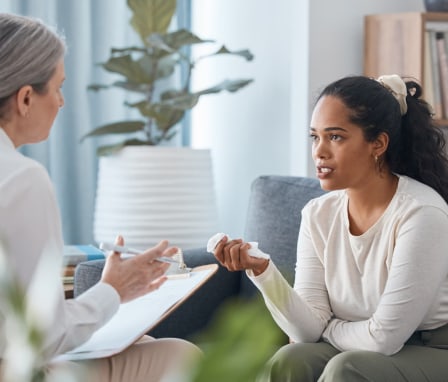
[93,146,218,250]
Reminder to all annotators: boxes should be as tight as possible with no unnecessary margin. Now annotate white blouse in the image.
[0,128,120,359]
[249,175,448,355]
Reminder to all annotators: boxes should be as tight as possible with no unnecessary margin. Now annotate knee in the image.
[258,343,321,382]
[151,338,203,378]
[321,350,377,381]
[137,336,203,369]
[159,338,203,362]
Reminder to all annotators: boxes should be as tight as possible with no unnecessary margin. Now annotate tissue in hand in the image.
[206,232,270,260]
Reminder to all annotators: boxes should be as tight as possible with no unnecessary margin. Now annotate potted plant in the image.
[82,0,254,250]
[81,0,254,155]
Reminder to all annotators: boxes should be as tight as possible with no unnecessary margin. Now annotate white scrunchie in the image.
[377,74,408,115]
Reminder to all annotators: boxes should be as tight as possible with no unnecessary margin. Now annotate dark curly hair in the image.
[317,75,448,203]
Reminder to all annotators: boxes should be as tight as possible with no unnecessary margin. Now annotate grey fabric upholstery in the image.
[73,175,325,340]
[241,175,326,297]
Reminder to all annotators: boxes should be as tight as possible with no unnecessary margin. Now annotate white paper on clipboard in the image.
[54,264,217,362]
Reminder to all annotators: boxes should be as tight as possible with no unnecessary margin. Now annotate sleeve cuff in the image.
[246,261,284,292]
[75,281,120,323]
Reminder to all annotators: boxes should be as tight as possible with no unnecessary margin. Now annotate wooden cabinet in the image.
[364,12,448,125]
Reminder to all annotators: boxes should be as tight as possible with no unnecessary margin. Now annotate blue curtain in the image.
[0,1,191,245]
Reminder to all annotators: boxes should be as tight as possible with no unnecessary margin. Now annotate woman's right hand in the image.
[214,236,269,276]
[100,236,177,303]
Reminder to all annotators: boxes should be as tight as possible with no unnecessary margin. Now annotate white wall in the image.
[303,0,424,175]
[191,0,425,238]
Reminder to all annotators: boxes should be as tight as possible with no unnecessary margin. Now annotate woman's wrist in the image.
[251,259,270,276]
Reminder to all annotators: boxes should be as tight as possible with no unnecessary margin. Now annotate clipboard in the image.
[54,264,218,362]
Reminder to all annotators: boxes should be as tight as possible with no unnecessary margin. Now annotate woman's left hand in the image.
[214,236,269,276]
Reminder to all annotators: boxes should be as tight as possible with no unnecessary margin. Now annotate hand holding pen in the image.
[100,236,179,303]
[99,242,180,265]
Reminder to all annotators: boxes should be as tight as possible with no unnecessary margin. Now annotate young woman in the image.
[0,13,200,381]
[213,75,448,381]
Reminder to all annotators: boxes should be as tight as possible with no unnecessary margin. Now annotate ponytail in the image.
[391,80,448,202]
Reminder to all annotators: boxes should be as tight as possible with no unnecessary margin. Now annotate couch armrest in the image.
[73,247,242,340]
[73,259,104,298]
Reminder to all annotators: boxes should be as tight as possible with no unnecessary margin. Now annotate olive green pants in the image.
[256,325,448,382]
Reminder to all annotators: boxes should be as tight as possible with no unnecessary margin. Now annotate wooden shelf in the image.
[364,12,448,122]
[364,12,448,81]
[436,119,448,127]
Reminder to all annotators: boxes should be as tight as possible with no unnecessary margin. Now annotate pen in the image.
[99,242,180,265]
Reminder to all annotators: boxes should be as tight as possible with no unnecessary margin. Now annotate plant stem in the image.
[143,53,159,142]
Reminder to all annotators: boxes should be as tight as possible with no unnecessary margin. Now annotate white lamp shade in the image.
[93,147,218,250]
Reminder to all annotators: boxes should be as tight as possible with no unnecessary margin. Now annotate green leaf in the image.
[111,46,146,55]
[160,89,200,109]
[163,130,178,141]
[7,279,26,314]
[127,0,176,44]
[129,100,185,132]
[97,143,125,156]
[154,107,185,131]
[197,45,254,62]
[196,79,254,95]
[149,29,213,52]
[97,138,153,156]
[152,55,177,79]
[101,54,155,83]
[110,81,151,94]
[154,79,253,111]
[101,52,177,85]
[123,77,253,134]
[80,121,146,142]
[214,45,255,61]
[87,84,110,92]
[147,33,175,53]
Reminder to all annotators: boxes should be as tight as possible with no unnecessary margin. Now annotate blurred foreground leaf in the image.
[190,298,284,382]
[0,242,83,381]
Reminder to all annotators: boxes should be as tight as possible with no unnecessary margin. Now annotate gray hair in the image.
[0,13,66,116]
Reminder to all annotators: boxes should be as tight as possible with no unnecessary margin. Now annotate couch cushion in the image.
[241,176,325,296]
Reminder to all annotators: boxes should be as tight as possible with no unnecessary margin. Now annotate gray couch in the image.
[74,175,325,340]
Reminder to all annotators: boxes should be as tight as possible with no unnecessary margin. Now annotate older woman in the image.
[0,12,200,381]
